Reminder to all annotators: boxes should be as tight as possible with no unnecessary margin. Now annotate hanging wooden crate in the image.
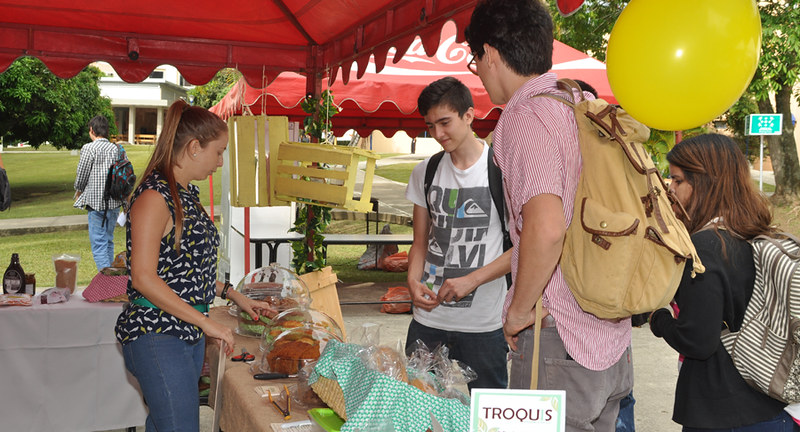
[227,115,290,207]
[274,141,379,212]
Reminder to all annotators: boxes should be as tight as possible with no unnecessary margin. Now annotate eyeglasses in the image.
[467,55,478,76]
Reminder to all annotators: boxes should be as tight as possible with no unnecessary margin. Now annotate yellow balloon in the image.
[607,0,761,131]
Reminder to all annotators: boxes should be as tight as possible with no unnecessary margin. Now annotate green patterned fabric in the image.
[310,340,470,431]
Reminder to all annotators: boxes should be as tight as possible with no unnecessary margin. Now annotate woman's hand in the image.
[200,317,235,356]
[232,291,278,321]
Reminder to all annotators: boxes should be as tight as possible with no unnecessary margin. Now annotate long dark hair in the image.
[666,133,774,239]
[139,99,227,250]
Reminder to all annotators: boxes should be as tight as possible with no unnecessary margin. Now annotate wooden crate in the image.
[227,115,290,207]
[298,266,346,339]
[274,141,378,212]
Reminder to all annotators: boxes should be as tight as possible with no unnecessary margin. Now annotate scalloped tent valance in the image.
[0,0,477,88]
[210,20,616,138]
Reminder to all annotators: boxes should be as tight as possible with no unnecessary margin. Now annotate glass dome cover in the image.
[232,264,311,337]
[259,306,344,351]
[254,324,342,374]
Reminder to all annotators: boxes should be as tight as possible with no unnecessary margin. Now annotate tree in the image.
[554,1,800,202]
[0,57,115,149]
[549,0,629,62]
[188,68,241,109]
[729,1,800,204]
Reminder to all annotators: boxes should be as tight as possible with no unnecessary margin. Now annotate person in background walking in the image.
[115,100,274,432]
[649,133,796,431]
[74,115,123,270]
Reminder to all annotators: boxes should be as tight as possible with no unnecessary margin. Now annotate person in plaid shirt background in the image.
[73,115,124,270]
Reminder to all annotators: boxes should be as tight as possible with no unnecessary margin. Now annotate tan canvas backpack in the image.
[544,80,704,319]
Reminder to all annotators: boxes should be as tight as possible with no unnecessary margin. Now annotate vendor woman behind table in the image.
[115,99,275,432]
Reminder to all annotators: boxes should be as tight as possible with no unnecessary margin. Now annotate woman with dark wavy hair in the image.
[115,99,275,432]
[649,133,795,431]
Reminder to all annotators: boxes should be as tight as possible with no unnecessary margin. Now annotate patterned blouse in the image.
[115,170,219,344]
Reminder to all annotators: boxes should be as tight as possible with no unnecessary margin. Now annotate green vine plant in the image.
[289,89,340,274]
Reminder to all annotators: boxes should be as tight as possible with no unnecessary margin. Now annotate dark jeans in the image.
[682,411,799,432]
[405,319,508,390]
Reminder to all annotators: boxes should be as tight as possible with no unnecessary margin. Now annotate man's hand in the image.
[503,305,537,352]
[408,279,439,311]
[436,273,478,304]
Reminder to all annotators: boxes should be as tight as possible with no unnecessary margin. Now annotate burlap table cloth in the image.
[207,306,309,431]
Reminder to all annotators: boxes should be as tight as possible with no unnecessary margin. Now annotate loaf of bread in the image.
[267,340,320,374]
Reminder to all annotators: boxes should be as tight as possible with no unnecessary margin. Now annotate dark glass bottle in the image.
[3,253,25,295]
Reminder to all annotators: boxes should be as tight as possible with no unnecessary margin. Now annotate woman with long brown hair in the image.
[115,99,274,432]
[649,133,795,431]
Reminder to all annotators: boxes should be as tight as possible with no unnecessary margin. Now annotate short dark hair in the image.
[417,76,474,117]
[88,115,109,138]
[465,0,554,76]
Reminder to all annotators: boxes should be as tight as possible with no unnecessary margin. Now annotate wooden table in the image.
[207,306,317,432]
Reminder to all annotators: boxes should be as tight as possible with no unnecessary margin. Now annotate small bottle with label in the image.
[3,253,25,295]
[24,273,36,295]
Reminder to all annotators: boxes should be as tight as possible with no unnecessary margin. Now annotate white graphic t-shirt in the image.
[405,144,506,332]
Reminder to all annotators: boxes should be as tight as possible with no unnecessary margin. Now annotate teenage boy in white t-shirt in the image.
[405,76,511,389]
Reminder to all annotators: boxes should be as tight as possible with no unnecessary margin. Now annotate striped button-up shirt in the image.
[493,73,631,371]
[73,138,124,211]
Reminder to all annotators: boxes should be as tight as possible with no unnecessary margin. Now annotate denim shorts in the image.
[122,333,206,432]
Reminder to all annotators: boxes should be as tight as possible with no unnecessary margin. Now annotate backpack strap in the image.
[423,150,446,220]
[754,232,800,259]
[102,142,125,227]
[488,146,513,288]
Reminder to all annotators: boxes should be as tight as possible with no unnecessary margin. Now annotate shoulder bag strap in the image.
[423,150,445,220]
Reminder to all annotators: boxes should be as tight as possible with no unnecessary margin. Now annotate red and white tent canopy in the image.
[211,21,614,138]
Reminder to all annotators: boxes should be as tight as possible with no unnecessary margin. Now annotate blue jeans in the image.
[87,207,119,270]
[682,411,799,432]
[405,319,508,390]
[122,333,206,432]
[616,391,636,432]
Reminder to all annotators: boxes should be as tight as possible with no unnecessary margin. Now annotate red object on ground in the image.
[380,286,412,314]
[382,251,409,273]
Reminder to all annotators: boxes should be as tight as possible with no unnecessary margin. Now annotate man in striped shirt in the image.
[73,115,124,270]
[465,0,632,429]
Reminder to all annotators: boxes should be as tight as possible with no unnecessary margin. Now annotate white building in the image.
[93,62,190,144]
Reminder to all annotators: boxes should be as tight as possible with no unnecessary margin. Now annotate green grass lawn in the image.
[0,145,222,219]
[374,162,417,184]
[0,146,410,287]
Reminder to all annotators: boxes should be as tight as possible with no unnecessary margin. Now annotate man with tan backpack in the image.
[465,1,633,429]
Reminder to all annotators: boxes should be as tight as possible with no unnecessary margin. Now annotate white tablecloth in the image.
[0,295,147,431]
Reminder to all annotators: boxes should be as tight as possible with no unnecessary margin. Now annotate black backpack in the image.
[103,142,136,217]
[423,146,512,288]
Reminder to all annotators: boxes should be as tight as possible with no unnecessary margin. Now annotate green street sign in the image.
[746,114,783,136]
